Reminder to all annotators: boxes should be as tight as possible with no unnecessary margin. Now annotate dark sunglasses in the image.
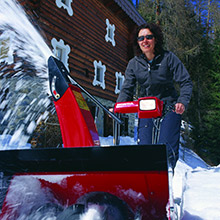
[137,35,154,41]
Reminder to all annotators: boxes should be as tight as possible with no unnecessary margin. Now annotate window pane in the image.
[56,47,63,61]
[117,78,121,90]
[61,0,67,5]
[96,67,102,82]
[108,28,113,39]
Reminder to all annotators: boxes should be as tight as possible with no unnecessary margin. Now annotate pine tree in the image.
[198,30,220,164]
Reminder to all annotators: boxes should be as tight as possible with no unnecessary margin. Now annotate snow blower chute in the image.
[0,56,174,219]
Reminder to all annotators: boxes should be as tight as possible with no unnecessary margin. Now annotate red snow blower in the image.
[0,56,175,219]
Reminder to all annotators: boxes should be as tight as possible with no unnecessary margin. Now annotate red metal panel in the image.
[70,85,100,146]
[54,86,95,147]
[0,171,169,219]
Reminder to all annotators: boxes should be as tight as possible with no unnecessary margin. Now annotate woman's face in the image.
[137,28,155,55]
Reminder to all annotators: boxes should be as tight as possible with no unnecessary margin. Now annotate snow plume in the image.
[0,0,54,149]
[0,0,52,74]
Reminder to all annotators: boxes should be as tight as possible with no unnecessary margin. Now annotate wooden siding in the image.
[19,0,141,101]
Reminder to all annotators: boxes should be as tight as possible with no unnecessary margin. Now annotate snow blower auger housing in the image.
[0,56,173,220]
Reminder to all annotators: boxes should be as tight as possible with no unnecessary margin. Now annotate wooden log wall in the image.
[19,0,138,102]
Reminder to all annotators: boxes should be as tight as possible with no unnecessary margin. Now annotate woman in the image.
[116,23,193,168]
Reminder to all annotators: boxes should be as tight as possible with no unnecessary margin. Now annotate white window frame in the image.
[93,60,106,90]
[115,72,124,94]
[51,38,70,71]
[55,0,73,16]
[105,19,116,47]
[0,31,14,65]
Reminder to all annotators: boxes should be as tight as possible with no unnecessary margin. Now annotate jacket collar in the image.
[136,53,162,65]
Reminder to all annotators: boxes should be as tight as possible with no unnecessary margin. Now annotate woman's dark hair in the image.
[134,23,164,56]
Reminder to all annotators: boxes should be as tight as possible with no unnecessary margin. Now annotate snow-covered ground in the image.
[173,145,220,220]
[100,136,220,220]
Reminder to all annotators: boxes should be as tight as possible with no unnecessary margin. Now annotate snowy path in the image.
[173,146,220,220]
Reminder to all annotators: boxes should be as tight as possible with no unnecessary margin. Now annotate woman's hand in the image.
[175,103,185,115]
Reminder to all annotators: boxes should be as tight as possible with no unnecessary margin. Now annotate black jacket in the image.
[117,50,193,108]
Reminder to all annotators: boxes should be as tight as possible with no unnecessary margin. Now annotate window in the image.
[105,19,116,47]
[115,72,124,94]
[93,60,106,90]
[51,38,70,71]
[55,0,73,16]
[0,31,14,64]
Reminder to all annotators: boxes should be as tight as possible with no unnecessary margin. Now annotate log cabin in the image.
[0,0,145,144]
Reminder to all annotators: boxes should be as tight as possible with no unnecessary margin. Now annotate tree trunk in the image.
[136,0,139,8]
[156,0,160,25]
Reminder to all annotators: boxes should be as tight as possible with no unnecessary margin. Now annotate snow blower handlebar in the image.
[114,97,164,118]
[113,97,164,145]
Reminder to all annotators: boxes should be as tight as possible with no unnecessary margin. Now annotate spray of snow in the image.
[0,0,55,149]
[0,0,52,73]
[79,207,102,220]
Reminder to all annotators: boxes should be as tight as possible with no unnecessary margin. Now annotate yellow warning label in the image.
[72,90,90,111]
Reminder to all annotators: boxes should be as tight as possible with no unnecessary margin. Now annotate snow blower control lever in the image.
[114,97,164,118]
[113,97,164,145]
